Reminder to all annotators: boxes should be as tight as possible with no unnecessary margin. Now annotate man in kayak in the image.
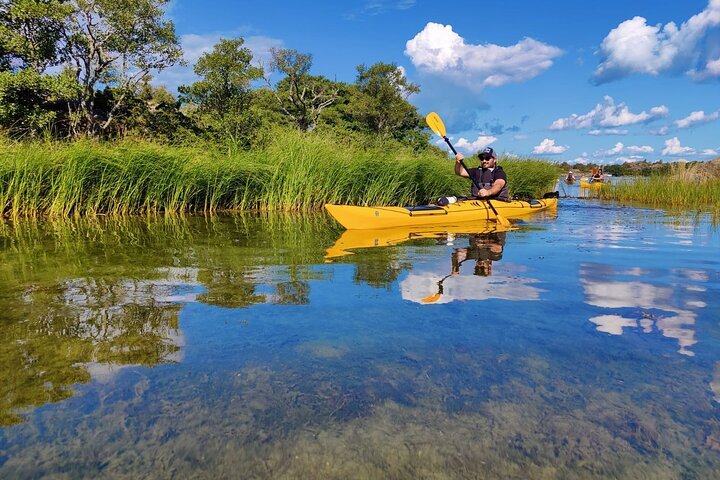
[454,147,509,201]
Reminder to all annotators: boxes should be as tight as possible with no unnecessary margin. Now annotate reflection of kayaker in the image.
[423,232,506,303]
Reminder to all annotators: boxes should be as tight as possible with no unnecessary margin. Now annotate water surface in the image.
[1,199,720,479]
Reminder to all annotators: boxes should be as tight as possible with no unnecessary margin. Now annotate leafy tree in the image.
[0,68,79,137]
[178,37,263,147]
[61,0,182,135]
[0,0,70,72]
[266,48,338,132]
[354,62,420,137]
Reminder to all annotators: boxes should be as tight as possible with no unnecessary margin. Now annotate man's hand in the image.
[455,153,464,162]
[478,188,490,198]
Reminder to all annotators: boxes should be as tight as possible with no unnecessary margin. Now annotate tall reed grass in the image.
[598,162,720,212]
[0,130,558,216]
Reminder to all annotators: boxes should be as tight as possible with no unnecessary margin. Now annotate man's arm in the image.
[454,153,469,178]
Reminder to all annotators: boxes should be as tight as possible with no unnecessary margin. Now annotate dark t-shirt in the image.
[466,166,509,200]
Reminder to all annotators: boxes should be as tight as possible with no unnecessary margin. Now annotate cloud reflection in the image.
[581,263,711,356]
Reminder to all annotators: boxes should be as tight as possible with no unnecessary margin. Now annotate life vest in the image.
[469,166,509,201]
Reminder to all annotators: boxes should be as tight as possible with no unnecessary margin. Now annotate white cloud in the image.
[627,145,654,153]
[455,134,497,153]
[533,138,568,154]
[550,96,668,130]
[152,33,283,92]
[597,142,625,157]
[662,137,696,156]
[701,148,719,156]
[593,1,720,83]
[615,155,647,163]
[595,143,654,157]
[573,152,590,164]
[649,125,671,136]
[588,128,628,135]
[405,23,563,90]
[513,134,528,140]
[675,110,720,128]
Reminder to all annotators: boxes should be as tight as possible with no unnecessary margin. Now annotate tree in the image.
[0,0,70,72]
[266,48,338,132]
[178,37,262,146]
[354,62,421,139]
[61,0,182,135]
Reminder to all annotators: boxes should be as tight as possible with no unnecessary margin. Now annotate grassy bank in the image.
[598,162,720,211]
[0,131,558,216]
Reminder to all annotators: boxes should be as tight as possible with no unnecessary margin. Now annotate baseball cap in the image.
[478,147,496,160]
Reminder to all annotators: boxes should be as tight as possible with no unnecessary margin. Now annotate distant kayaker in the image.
[566,170,576,183]
[454,147,509,201]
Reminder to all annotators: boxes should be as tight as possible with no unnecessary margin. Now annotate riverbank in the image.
[597,161,720,211]
[0,131,558,217]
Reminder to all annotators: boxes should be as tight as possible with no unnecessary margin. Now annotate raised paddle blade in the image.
[425,112,446,137]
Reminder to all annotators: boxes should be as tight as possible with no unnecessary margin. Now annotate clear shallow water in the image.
[1,200,719,479]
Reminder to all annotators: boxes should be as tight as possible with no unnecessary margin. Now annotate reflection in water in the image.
[0,215,339,426]
[402,231,544,304]
[2,205,720,478]
[581,263,710,356]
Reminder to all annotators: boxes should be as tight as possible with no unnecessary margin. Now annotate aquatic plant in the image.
[0,131,558,216]
[598,162,720,212]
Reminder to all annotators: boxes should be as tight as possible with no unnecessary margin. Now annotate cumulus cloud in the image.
[675,110,720,128]
[662,137,696,156]
[405,23,563,90]
[701,148,719,156]
[549,96,668,130]
[627,145,654,153]
[588,128,628,135]
[598,142,625,156]
[152,33,283,92]
[595,142,654,157]
[455,134,497,153]
[593,0,720,83]
[573,152,590,164]
[614,155,647,163]
[533,138,568,154]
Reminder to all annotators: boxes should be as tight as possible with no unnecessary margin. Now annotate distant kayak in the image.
[580,178,607,189]
[325,196,558,230]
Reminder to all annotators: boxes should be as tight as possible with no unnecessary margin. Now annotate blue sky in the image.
[157,0,720,164]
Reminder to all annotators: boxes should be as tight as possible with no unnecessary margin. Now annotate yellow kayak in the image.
[325,197,558,230]
[325,221,512,258]
[580,177,608,189]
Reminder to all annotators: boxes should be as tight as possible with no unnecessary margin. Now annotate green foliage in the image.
[0,0,70,72]
[499,156,560,199]
[0,68,80,137]
[268,48,339,132]
[178,37,263,147]
[0,133,559,216]
[598,162,720,211]
[354,62,424,143]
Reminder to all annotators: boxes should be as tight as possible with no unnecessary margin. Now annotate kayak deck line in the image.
[325,197,558,230]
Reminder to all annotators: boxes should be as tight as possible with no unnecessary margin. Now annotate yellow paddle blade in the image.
[425,112,446,137]
[421,292,442,304]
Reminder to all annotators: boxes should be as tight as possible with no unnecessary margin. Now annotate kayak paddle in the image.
[425,112,510,226]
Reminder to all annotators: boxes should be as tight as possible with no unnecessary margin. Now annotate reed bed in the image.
[598,162,720,212]
[0,131,558,216]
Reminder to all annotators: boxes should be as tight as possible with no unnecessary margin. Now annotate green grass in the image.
[598,163,720,212]
[0,130,559,216]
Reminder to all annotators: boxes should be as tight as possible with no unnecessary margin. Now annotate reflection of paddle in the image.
[421,256,473,304]
[426,112,511,227]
